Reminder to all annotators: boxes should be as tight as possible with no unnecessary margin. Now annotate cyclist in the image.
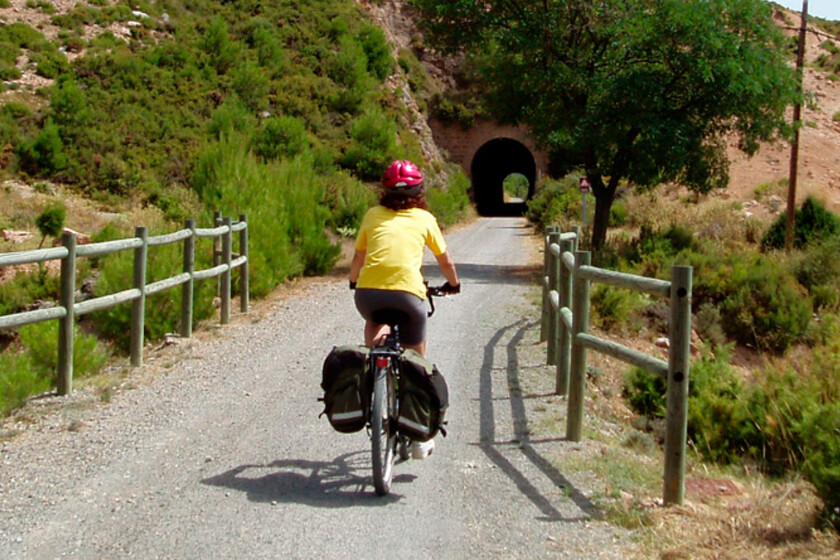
[349,160,460,459]
[349,160,460,357]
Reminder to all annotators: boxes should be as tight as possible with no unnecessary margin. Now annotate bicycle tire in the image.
[371,363,397,495]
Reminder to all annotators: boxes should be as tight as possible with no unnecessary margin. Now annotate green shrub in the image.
[762,196,840,251]
[623,366,666,419]
[88,221,215,351]
[18,320,110,380]
[591,284,643,330]
[18,118,67,175]
[340,110,396,181]
[398,48,428,93]
[0,351,46,416]
[0,270,60,316]
[717,254,811,353]
[207,95,256,139]
[356,23,393,82]
[231,61,269,112]
[201,17,239,75]
[426,166,471,226]
[525,176,580,232]
[35,199,66,248]
[324,170,375,235]
[794,235,840,312]
[251,116,310,162]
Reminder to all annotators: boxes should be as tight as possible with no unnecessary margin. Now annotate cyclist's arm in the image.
[349,249,366,283]
[435,250,460,288]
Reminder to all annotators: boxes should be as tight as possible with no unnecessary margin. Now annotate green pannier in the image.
[398,349,449,442]
[320,345,371,433]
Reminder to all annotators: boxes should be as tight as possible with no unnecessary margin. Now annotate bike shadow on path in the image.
[200,452,413,507]
[477,318,602,523]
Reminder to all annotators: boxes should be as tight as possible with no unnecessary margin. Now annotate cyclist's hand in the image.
[349,281,357,290]
[439,281,460,295]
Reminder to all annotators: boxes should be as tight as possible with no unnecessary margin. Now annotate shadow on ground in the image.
[201,451,412,507]
[478,319,602,523]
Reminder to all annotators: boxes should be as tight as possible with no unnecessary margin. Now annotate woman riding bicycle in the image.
[349,159,460,358]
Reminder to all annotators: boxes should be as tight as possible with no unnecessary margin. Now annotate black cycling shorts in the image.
[354,288,427,346]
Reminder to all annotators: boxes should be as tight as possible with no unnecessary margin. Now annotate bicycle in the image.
[367,284,449,496]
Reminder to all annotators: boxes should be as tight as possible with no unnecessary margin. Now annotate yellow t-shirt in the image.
[355,206,447,299]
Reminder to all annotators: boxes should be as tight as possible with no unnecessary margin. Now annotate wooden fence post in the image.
[664,265,693,506]
[130,226,148,367]
[566,250,591,442]
[546,230,561,365]
[540,226,559,342]
[220,216,232,324]
[239,214,249,313]
[555,237,574,396]
[57,232,76,396]
[214,210,222,296]
[180,219,195,338]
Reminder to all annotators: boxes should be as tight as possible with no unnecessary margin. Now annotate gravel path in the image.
[0,217,632,559]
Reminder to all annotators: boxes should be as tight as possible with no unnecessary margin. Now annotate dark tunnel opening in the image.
[470,138,537,217]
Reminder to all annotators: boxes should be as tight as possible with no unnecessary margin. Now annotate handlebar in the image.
[426,283,459,317]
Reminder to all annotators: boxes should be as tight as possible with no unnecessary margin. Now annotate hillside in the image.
[726,7,840,217]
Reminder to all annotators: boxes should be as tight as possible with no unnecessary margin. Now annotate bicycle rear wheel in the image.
[371,363,397,495]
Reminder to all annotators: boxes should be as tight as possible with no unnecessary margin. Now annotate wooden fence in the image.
[540,226,692,506]
[0,213,249,396]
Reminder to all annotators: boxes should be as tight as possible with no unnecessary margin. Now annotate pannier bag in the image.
[398,349,449,442]
[320,345,371,433]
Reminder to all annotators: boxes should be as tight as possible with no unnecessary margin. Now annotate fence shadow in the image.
[200,451,412,507]
[478,319,602,522]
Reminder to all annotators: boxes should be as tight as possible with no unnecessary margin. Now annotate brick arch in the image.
[427,117,548,216]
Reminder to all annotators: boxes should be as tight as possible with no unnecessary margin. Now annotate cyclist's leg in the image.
[364,321,390,347]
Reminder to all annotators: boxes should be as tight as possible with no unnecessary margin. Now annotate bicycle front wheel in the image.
[371,364,397,495]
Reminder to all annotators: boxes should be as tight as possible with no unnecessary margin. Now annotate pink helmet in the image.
[382,160,424,196]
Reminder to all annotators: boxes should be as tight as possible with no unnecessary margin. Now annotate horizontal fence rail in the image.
[540,226,692,507]
[0,213,249,396]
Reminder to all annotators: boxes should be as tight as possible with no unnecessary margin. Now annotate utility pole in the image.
[785,0,808,252]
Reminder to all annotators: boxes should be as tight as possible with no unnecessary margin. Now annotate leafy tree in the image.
[413,0,799,248]
[35,200,66,248]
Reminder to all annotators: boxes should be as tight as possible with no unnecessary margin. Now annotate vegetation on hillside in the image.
[529,179,840,531]
[0,0,470,414]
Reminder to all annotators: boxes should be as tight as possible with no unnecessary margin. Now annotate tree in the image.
[412,0,799,248]
[35,200,66,249]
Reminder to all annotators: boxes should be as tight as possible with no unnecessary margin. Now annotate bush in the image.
[250,116,310,162]
[18,320,109,380]
[762,196,840,251]
[35,199,66,248]
[525,176,580,232]
[716,254,811,353]
[339,110,396,180]
[426,166,471,226]
[88,221,215,351]
[323,170,375,235]
[18,119,67,176]
[794,235,840,312]
[356,23,393,82]
[591,284,644,330]
[624,339,840,529]
[0,351,46,416]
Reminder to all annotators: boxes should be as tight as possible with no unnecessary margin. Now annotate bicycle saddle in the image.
[371,309,409,327]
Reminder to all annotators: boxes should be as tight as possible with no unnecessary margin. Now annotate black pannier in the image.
[398,349,449,442]
[320,345,371,433]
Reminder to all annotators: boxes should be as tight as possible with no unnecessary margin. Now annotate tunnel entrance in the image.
[471,138,537,216]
